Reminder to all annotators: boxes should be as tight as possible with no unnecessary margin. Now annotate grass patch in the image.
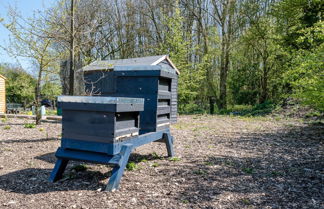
[193,169,207,175]
[205,161,213,166]
[39,128,44,132]
[1,117,8,123]
[217,102,277,117]
[169,157,181,162]
[151,162,159,167]
[182,200,189,204]
[151,152,162,160]
[24,123,36,128]
[242,167,254,174]
[72,164,88,172]
[126,162,137,171]
[140,158,148,163]
[270,171,283,177]
[241,198,251,205]
[3,125,11,130]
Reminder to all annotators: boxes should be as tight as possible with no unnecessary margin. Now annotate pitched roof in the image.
[0,74,6,80]
[82,55,180,74]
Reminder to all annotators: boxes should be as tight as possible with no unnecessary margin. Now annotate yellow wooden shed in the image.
[0,74,6,113]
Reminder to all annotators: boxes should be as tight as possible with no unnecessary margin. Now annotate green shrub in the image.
[3,125,11,130]
[72,164,87,172]
[169,157,181,162]
[152,162,159,167]
[126,162,137,171]
[24,123,36,128]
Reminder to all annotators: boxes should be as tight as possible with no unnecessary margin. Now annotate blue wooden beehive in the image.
[58,96,144,154]
[82,55,179,134]
[50,56,177,191]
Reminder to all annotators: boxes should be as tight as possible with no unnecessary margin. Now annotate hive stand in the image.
[49,129,174,192]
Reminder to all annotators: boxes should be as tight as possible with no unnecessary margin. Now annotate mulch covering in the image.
[0,115,323,208]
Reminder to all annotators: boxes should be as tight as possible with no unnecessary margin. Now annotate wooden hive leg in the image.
[163,132,174,157]
[49,158,69,182]
[105,144,133,192]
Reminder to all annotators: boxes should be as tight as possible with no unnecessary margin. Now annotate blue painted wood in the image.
[49,158,69,182]
[61,138,120,155]
[163,133,174,157]
[55,147,121,165]
[50,129,174,191]
[105,144,133,191]
[84,65,178,134]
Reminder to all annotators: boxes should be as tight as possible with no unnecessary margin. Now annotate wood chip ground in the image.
[0,115,323,208]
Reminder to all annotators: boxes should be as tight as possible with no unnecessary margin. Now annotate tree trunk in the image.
[209,97,215,114]
[69,0,75,95]
[259,58,268,104]
[217,0,235,111]
[35,65,43,125]
[218,24,227,110]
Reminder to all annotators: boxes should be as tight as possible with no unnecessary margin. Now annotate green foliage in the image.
[1,117,8,123]
[151,162,159,167]
[0,64,36,106]
[169,157,181,162]
[242,167,254,174]
[126,162,137,171]
[179,102,205,114]
[282,22,324,111]
[3,125,11,130]
[41,82,62,100]
[217,102,276,116]
[72,164,88,172]
[24,123,36,128]
[159,1,205,113]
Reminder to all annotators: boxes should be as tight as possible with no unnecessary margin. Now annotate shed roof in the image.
[82,55,180,74]
[0,74,6,80]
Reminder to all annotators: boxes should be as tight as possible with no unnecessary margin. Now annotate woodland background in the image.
[0,0,323,116]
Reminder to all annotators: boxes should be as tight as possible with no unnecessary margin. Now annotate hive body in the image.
[84,65,178,134]
[58,96,144,154]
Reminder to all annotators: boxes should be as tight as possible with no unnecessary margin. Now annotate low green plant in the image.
[152,162,159,167]
[151,152,162,160]
[1,117,7,123]
[24,123,36,128]
[126,162,137,171]
[193,169,207,175]
[270,171,283,176]
[72,164,88,172]
[140,158,148,163]
[242,167,254,174]
[182,200,189,204]
[241,198,251,205]
[3,125,11,130]
[204,161,213,166]
[39,128,44,132]
[169,157,181,162]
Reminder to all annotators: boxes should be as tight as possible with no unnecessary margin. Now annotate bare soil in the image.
[0,115,323,209]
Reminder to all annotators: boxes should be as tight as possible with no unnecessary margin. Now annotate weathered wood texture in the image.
[58,96,144,145]
[0,75,6,113]
[84,65,178,134]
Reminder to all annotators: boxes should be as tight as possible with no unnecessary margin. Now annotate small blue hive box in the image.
[58,96,144,154]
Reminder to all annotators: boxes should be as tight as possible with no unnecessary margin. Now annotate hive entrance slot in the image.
[159,78,171,92]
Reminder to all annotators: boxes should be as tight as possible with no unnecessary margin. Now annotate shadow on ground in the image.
[0,137,58,144]
[169,122,324,208]
[0,122,322,208]
[0,168,109,194]
[0,151,166,194]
